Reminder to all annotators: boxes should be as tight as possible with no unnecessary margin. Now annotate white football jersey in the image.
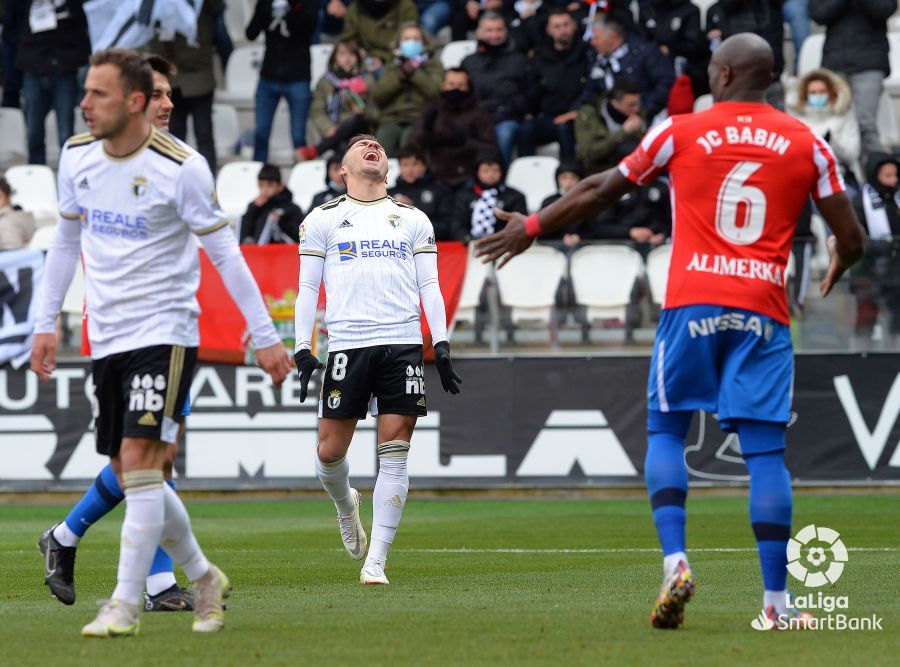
[57,128,229,359]
[299,194,437,351]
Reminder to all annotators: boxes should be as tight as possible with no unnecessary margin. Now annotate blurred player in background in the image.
[37,54,199,614]
[31,48,291,637]
[476,34,866,630]
[294,134,461,585]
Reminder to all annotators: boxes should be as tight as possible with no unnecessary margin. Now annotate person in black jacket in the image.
[809,0,895,158]
[537,161,598,247]
[461,12,531,165]
[583,14,674,121]
[638,0,709,99]
[239,164,303,244]
[517,8,590,160]
[388,146,452,238]
[450,150,528,242]
[309,155,348,209]
[247,0,318,162]
[705,1,785,107]
[850,153,900,339]
[9,0,90,165]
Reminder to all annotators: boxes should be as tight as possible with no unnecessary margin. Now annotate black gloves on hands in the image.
[294,349,324,402]
[433,341,462,394]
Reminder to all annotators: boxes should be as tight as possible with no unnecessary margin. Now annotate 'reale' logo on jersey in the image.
[338,241,357,261]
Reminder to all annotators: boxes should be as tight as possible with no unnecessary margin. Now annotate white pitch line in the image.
[393,547,899,554]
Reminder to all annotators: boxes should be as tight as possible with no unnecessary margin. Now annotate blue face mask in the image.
[807,93,829,108]
[400,40,424,59]
[329,179,345,192]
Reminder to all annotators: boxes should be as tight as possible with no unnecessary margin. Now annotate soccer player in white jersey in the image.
[294,134,462,585]
[37,54,199,614]
[30,49,292,637]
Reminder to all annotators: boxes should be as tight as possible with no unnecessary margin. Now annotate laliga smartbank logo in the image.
[750,524,884,631]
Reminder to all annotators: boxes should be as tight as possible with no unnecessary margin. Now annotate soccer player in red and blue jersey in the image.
[476,33,866,630]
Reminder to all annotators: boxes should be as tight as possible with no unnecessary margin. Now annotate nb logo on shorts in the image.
[405,364,424,395]
[129,374,166,413]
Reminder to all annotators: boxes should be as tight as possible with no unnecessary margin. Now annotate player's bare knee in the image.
[119,437,169,472]
[377,414,417,444]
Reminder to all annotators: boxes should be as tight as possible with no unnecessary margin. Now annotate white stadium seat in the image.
[212,103,241,161]
[886,32,900,93]
[645,243,673,306]
[0,108,28,166]
[28,225,57,250]
[311,43,334,88]
[288,160,328,213]
[494,245,567,327]
[570,245,644,322]
[453,244,491,329]
[215,160,262,224]
[693,94,713,113]
[797,33,824,76]
[440,40,477,70]
[386,158,400,188]
[877,90,900,146]
[5,164,58,227]
[216,44,265,106]
[506,156,559,214]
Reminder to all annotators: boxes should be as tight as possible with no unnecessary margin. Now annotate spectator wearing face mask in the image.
[297,39,374,161]
[341,0,419,72]
[575,79,645,175]
[449,150,527,242]
[850,153,900,341]
[461,11,530,165]
[309,155,348,209]
[239,164,304,245]
[371,22,443,156]
[787,68,862,188]
[406,67,498,190]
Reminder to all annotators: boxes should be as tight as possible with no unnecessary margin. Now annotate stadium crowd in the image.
[1,0,899,338]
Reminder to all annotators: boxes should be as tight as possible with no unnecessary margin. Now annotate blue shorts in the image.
[647,305,793,431]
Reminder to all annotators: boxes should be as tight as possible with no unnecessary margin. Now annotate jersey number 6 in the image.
[715,161,767,246]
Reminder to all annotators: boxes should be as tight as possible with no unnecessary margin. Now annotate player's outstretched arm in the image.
[816,192,867,297]
[475,168,637,267]
[414,248,461,394]
[31,217,82,382]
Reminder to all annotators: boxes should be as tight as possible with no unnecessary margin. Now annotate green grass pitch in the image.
[1,494,898,666]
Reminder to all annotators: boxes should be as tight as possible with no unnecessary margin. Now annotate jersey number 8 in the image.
[332,353,348,380]
[715,161,767,246]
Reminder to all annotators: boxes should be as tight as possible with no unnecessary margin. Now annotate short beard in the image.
[91,110,130,140]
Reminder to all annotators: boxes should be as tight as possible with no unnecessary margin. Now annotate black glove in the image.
[433,341,462,394]
[294,349,324,402]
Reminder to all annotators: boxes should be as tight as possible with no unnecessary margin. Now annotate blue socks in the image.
[739,420,792,594]
[64,464,124,537]
[62,464,177,588]
[645,410,692,559]
[148,481,177,578]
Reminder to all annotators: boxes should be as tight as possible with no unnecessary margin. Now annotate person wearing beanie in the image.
[449,150,527,242]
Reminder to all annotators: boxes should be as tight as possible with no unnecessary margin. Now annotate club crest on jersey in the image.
[338,241,357,261]
[299,223,306,246]
[327,390,342,409]
[387,214,401,228]
[132,176,148,199]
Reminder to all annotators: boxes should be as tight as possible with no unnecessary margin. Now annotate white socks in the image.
[53,522,81,548]
[146,571,178,597]
[317,455,356,517]
[159,483,209,582]
[112,471,166,606]
[663,551,688,579]
[367,441,410,565]
[764,590,788,613]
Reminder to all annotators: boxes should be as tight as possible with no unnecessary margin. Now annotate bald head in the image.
[708,33,774,103]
